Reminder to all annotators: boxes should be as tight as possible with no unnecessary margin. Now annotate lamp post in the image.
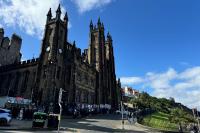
[7,87,11,97]
[121,101,124,129]
[57,88,66,133]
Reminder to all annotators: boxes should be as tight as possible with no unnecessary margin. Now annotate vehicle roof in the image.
[33,112,47,115]
[49,113,60,116]
[0,108,11,112]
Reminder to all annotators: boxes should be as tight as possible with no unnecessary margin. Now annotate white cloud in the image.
[121,77,143,85]
[72,0,112,13]
[0,0,67,38]
[121,67,200,110]
[180,61,190,67]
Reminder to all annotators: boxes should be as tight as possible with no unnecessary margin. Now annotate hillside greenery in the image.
[141,112,177,131]
[129,92,196,131]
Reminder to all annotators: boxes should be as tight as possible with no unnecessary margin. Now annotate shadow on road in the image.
[87,114,123,120]
[60,114,146,132]
[63,122,145,132]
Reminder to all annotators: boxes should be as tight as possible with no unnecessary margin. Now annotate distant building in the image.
[122,86,139,98]
[0,5,121,111]
[121,86,139,102]
[0,30,22,66]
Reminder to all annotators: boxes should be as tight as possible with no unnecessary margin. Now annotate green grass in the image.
[141,112,178,131]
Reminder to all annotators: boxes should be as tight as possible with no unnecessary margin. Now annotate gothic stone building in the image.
[0,5,121,110]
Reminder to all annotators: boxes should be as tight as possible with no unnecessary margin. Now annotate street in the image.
[0,114,161,133]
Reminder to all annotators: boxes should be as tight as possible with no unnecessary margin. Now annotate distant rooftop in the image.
[0,28,4,33]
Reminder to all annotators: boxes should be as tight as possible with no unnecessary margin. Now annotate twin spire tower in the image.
[0,4,121,112]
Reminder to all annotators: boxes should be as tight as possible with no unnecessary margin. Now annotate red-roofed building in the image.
[121,86,139,102]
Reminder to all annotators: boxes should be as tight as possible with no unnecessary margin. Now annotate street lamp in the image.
[121,101,124,129]
[57,88,66,133]
[7,87,11,97]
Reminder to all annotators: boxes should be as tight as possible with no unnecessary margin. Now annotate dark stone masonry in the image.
[0,5,121,111]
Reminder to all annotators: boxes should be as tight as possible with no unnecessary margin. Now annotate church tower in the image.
[35,5,68,108]
[87,18,107,104]
[105,32,117,108]
[0,28,4,46]
[87,19,118,108]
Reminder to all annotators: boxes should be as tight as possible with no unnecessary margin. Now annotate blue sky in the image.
[0,0,200,109]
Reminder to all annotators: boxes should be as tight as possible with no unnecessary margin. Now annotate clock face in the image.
[59,49,62,54]
[46,46,50,52]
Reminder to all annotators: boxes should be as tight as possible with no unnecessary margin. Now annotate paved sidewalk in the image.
[0,119,32,130]
[0,115,162,132]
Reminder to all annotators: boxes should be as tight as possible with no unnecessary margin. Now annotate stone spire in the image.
[97,17,101,28]
[56,4,61,20]
[101,22,104,29]
[46,8,52,22]
[90,20,93,30]
[64,11,68,21]
[107,32,112,41]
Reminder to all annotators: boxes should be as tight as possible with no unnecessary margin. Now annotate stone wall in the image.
[0,29,22,66]
[0,59,38,99]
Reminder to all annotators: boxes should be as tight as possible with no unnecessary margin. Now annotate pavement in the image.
[0,114,162,133]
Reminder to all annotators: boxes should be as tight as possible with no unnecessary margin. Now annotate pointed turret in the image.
[118,78,121,84]
[64,12,68,21]
[90,20,93,31]
[107,32,110,37]
[64,11,68,27]
[46,8,52,22]
[107,32,112,41]
[73,41,76,47]
[0,28,4,34]
[56,4,61,20]
[0,28,4,46]
[101,22,104,29]
[97,17,101,28]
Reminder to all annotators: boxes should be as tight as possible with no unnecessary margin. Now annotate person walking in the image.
[19,108,24,120]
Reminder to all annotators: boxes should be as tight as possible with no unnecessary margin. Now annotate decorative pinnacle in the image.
[98,17,101,25]
[56,4,61,13]
[73,41,76,47]
[90,20,93,30]
[107,32,110,37]
[0,28,4,33]
[107,32,112,40]
[64,12,68,21]
[118,78,121,83]
[101,22,104,28]
[90,20,93,26]
[47,8,52,17]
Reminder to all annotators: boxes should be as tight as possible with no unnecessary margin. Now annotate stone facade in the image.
[0,28,22,66]
[0,5,121,110]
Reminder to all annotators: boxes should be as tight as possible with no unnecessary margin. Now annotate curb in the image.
[135,122,179,133]
[135,122,160,131]
[0,127,68,131]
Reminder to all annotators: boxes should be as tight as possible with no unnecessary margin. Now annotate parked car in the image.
[115,109,129,115]
[115,110,121,114]
[0,108,12,126]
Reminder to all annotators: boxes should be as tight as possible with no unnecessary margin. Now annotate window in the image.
[60,30,63,40]
[56,67,61,79]
[43,68,47,78]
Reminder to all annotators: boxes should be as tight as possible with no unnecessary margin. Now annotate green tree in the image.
[169,108,189,132]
